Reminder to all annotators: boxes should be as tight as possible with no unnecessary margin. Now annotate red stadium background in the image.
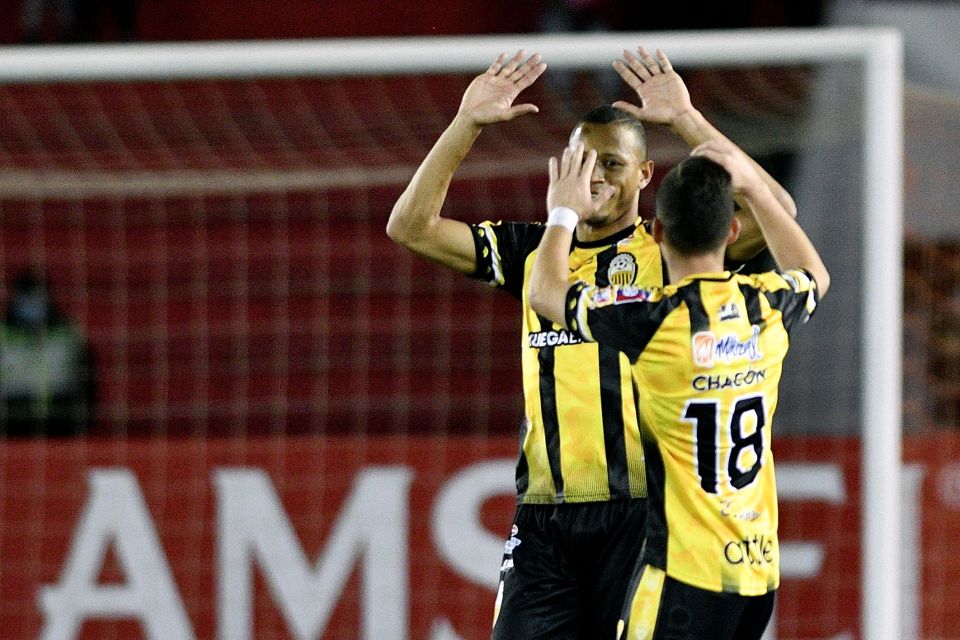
[2,3,958,639]
[1,434,958,639]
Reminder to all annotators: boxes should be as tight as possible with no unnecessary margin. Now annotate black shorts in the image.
[491,498,647,640]
[618,564,775,640]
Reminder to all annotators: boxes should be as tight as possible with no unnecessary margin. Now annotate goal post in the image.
[0,27,903,639]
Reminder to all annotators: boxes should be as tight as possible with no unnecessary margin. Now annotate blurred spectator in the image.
[20,0,78,43]
[0,271,96,437]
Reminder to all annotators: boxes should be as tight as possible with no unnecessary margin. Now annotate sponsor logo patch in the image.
[529,329,584,348]
[692,325,763,368]
[724,534,776,566]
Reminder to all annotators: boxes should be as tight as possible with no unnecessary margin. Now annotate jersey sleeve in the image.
[468,221,545,300]
[758,268,820,331]
[564,281,667,362]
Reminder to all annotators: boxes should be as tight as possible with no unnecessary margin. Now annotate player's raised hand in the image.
[547,142,614,220]
[691,139,766,197]
[612,48,693,125]
[457,51,547,127]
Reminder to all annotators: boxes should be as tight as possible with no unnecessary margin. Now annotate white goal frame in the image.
[0,27,903,639]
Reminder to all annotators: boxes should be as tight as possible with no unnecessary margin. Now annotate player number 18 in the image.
[683,395,766,494]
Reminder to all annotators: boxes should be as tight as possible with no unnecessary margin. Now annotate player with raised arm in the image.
[526,137,829,639]
[611,47,798,263]
[387,48,797,639]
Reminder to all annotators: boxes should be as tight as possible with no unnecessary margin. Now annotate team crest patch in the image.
[607,253,637,286]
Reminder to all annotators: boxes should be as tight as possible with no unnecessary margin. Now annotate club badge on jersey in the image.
[607,253,638,286]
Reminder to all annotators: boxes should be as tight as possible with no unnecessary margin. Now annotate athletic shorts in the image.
[491,498,647,640]
[618,564,776,640]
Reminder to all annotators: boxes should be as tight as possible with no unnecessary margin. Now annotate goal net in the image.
[1,28,951,640]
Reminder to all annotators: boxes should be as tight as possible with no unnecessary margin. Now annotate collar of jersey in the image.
[572,219,643,249]
[675,271,735,285]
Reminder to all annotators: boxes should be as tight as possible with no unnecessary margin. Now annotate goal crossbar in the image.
[0,28,898,81]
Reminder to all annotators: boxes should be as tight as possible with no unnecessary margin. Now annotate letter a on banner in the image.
[216,466,413,640]
[38,469,194,640]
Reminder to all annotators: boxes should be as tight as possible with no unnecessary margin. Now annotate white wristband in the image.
[547,207,579,232]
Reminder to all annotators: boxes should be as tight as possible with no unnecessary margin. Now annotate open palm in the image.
[612,47,693,125]
[458,51,546,127]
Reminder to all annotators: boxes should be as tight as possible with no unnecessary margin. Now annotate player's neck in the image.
[574,211,638,244]
[664,252,725,284]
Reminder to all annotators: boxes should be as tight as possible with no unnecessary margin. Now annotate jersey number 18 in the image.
[683,395,766,495]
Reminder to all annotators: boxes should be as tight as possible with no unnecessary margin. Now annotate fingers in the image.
[690,144,720,163]
[691,139,734,157]
[514,53,547,89]
[488,51,547,87]
[549,143,598,214]
[486,50,525,78]
[637,47,662,76]
[612,59,643,92]
[503,103,540,121]
[487,52,507,75]
[581,149,599,186]
[690,140,724,162]
[611,100,642,117]
[502,50,537,80]
[568,143,592,176]
[559,143,574,178]
[691,141,714,156]
[501,50,526,77]
[621,49,651,82]
[556,142,596,181]
[690,141,744,178]
[619,46,666,83]
[594,184,616,210]
[656,49,673,72]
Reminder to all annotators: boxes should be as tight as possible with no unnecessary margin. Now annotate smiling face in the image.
[568,121,654,240]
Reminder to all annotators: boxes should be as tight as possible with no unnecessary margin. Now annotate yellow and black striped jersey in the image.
[470,219,662,504]
[565,269,819,595]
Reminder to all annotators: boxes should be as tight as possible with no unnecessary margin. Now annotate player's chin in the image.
[584,205,622,228]
[583,214,616,229]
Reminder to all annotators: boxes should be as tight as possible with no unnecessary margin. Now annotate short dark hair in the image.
[655,156,735,256]
[576,105,647,160]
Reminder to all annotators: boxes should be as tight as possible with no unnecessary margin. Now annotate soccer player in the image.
[526,137,829,639]
[386,48,795,639]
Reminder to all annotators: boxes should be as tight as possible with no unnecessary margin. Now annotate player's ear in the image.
[726,216,742,245]
[652,217,665,244]
[637,160,654,191]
